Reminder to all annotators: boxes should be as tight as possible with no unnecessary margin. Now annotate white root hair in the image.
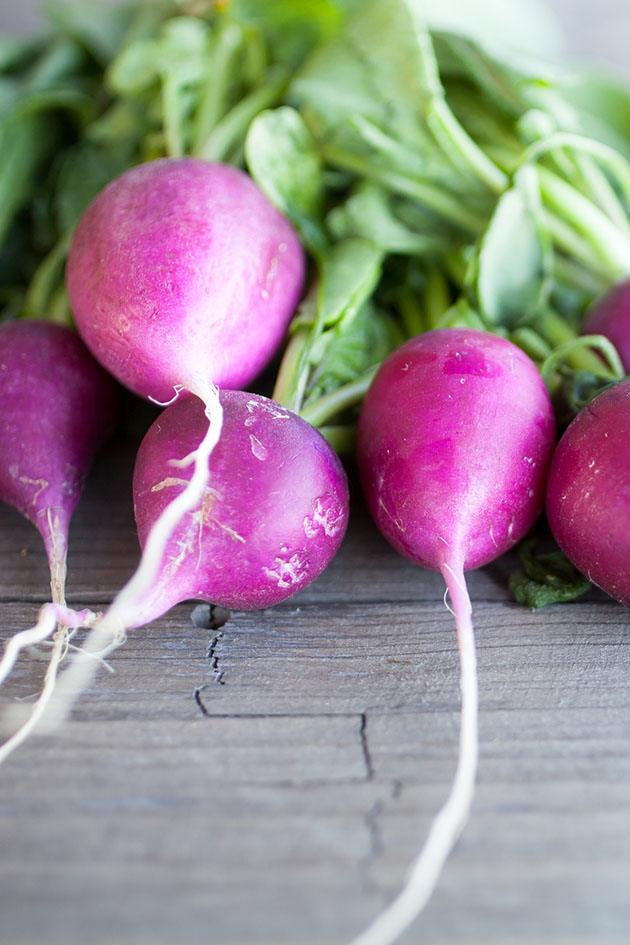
[40,381,223,732]
[347,560,479,945]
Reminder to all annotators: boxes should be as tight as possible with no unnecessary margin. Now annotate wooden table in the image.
[1,4,630,945]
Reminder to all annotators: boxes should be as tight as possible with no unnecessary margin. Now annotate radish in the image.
[44,390,349,720]
[67,159,305,404]
[0,321,117,762]
[0,321,118,605]
[547,379,630,605]
[353,328,555,945]
[133,391,349,620]
[65,157,305,640]
[583,280,630,372]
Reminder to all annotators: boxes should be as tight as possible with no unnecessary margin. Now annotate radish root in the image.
[348,561,479,945]
[0,603,94,689]
[41,382,224,730]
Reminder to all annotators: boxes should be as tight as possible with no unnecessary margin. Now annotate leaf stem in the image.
[301,367,377,427]
[321,145,482,234]
[538,166,630,279]
[427,97,507,194]
[198,66,287,162]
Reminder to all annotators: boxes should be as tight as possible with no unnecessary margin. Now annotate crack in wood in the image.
[359,712,374,781]
[192,607,232,715]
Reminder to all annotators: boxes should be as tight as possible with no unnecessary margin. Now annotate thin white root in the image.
[348,561,479,945]
[148,384,185,407]
[0,626,67,764]
[41,382,224,731]
[0,604,94,689]
[0,607,57,688]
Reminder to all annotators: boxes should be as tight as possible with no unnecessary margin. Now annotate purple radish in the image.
[0,321,117,763]
[67,158,304,404]
[0,321,118,604]
[45,392,349,722]
[65,158,305,648]
[583,280,630,372]
[352,328,555,945]
[132,391,349,622]
[547,379,630,605]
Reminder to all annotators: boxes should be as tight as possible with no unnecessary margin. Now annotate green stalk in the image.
[320,145,482,234]
[407,12,506,193]
[162,76,184,157]
[192,22,243,155]
[510,327,552,363]
[540,311,618,375]
[542,211,615,281]
[198,67,287,162]
[573,154,629,231]
[538,166,630,279]
[519,133,630,215]
[301,367,378,427]
[427,97,508,194]
[424,267,450,329]
[553,255,607,297]
[398,285,425,337]
[272,328,309,411]
[541,334,625,385]
[23,232,71,318]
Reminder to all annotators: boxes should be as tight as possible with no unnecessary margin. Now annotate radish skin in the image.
[547,379,630,605]
[583,280,630,372]
[0,321,118,605]
[354,329,555,944]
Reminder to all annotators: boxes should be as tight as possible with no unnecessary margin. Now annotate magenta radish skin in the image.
[583,280,630,372]
[357,329,556,572]
[132,391,349,623]
[547,380,630,605]
[67,158,305,402]
[0,321,118,600]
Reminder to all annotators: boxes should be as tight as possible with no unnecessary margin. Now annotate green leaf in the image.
[108,16,210,97]
[327,184,440,256]
[45,0,142,65]
[245,107,326,252]
[305,302,401,403]
[317,238,384,329]
[292,0,437,147]
[0,37,42,74]
[107,38,158,96]
[0,114,54,247]
[474,167,552,327]
[509,540,591,608]
[231,0,343,68]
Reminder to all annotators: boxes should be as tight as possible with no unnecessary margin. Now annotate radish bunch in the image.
[1,153,629,945]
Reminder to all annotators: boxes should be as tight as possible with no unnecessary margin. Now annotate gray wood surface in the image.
[1,3,630,945]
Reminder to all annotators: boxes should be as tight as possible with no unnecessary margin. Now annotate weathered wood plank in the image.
[0,591,629,945]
